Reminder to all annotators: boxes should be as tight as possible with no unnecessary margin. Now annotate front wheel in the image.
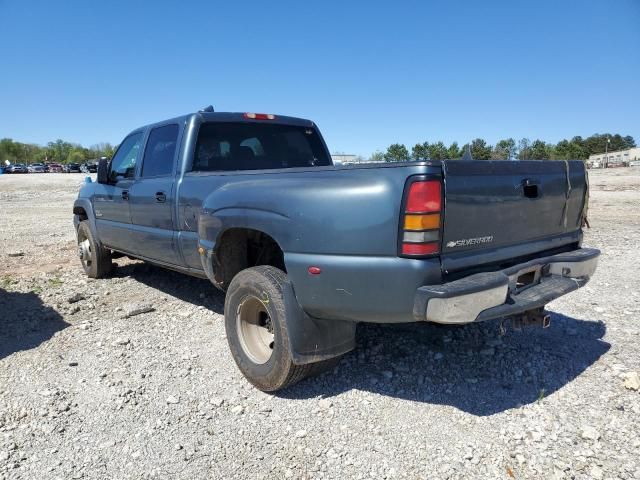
[76,220,113,278]
[224,266,334,391]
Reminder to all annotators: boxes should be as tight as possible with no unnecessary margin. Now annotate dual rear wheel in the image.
[224,266,339,391]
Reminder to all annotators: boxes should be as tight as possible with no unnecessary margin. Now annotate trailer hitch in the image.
[500,309,551,334]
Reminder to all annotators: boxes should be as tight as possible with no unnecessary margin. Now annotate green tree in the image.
[368,151,385,162]
[492,138,516,160]
[428,141,448,160]
[553,139,587,160]
[67,150,86,163]
[623,135,636,149]
[411,142,429,161]
[518,138,531,160]
[447,142,462,159]
[46,139,75,163]
[384,143,410,162]
[99,143,116,158]
[468,138,492,160]
[529,139,551,160]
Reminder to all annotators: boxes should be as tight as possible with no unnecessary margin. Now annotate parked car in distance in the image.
[73,108,599,392]
[47,163,63,173]
[64,163,82,173]
[28,163,46,173]
[9,164,28,173]
[81,161,98,173]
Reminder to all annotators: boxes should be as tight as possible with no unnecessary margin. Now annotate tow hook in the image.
[500,310,551,333]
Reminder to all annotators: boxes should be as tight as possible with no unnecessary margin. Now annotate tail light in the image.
[400,178,442,256]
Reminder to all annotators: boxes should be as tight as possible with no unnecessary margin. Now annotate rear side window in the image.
[192,122,330,172]
[142,124,179,177]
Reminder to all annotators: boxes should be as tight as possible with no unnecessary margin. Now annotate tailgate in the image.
[441,160,587,273]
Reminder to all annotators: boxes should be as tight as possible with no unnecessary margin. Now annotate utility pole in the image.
[604,136,610,168]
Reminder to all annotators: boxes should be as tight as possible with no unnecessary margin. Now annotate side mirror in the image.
[97,158,109,184]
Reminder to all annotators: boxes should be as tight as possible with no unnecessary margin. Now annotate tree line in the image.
[0,138,116,164]
[373,133,636,162]
[2,132,636,165]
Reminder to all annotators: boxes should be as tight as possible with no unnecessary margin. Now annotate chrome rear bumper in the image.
[414,248,599,324]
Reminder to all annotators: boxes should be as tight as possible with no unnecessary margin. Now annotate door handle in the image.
[155,191,167,203]
[121,190,129,200]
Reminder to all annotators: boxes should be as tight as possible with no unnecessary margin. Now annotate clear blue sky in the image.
[1,0,638,156]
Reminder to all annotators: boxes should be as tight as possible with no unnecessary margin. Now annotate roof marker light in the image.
[244,113,275,120]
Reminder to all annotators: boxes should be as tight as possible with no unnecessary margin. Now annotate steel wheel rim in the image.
[78,236,92,269]
[236,295,274,364]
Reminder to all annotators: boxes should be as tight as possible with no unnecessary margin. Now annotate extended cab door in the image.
[93,131,144,253]
[127,123,181,265]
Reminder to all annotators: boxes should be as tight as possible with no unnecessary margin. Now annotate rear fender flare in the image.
[198,207,292,250]
[197,207,293,282]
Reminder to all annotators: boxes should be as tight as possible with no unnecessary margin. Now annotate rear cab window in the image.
[192,122,331,172]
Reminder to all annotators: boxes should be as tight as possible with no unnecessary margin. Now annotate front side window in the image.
[142,124,179,177]
[192,122,331,172]
[109,132,143,181]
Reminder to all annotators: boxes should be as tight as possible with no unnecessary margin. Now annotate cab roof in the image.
[132,110,316,135]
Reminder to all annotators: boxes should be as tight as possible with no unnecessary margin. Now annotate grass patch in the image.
[1,276,17,289]
[48,276,64,288]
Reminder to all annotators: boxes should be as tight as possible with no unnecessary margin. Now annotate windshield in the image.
[193,122,331,172]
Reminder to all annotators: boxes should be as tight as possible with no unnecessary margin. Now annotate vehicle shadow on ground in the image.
[279,313,610,416]
[113,262,610,416]
[113,261,225,314]
[0,288,69,360]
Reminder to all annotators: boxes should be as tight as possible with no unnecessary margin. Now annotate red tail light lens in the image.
[400,179,442,257]
[402,242,439,255]
[406,180,441,213]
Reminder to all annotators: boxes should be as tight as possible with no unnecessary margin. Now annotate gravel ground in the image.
[0,170,638,480]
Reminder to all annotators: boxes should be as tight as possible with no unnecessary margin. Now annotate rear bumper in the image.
[413,248,600,324]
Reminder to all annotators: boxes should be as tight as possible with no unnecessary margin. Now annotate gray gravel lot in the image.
[0,170,639,479]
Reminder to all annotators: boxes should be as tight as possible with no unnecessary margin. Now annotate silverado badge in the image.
[446,236,494,248]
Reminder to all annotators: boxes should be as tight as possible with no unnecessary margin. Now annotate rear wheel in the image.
[224,266,336,391]
[77,220,112,278]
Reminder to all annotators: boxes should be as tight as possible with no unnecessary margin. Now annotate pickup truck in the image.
[73,108,599,391]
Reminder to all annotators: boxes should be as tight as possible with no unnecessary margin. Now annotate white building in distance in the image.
[331,154,359,164]
[588,147,640,167]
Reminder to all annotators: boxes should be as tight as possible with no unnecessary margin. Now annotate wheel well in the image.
[73,206,88,221]
[213,228,285,289]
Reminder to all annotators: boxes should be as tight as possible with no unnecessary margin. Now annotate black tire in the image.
[224,266,329,391]
[76,220,113,279]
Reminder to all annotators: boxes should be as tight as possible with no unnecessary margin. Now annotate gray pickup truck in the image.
[73,108,599,391]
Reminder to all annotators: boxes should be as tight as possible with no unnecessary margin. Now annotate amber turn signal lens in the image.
[404,214,440,231]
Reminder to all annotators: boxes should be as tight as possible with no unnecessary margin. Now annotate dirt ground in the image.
[0,169,638,480]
